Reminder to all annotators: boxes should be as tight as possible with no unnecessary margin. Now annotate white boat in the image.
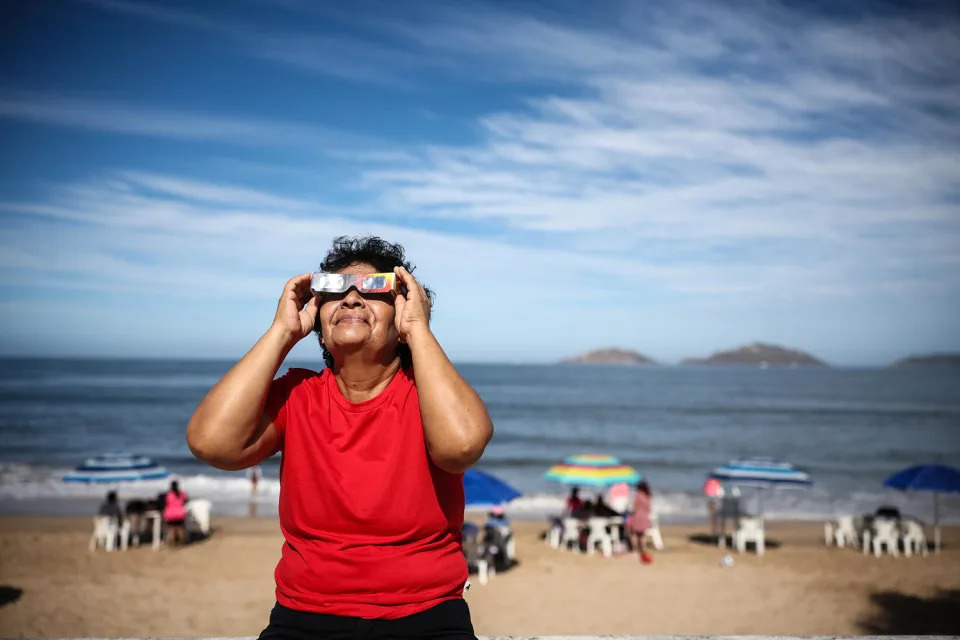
[62,452,170,483]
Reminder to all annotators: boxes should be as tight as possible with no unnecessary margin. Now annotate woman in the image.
[187,236,493,639]
[564,486,584,516]
[162,481,188,547]
[626,480,653,564]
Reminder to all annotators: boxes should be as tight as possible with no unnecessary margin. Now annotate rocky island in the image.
[561,348,657,365]
[891,353,960,369]
[682,342,826,367]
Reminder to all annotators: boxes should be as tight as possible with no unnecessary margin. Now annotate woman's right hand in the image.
[271,273,319,346]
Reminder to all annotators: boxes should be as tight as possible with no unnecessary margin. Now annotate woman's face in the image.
[318,261,400,364]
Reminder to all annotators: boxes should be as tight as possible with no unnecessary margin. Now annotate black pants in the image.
[258,599,477,640]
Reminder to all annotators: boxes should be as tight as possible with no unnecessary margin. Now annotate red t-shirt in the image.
[265,367,467,619]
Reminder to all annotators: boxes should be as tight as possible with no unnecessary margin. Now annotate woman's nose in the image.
[341,288,364,307]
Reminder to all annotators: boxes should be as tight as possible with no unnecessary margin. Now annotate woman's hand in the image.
[393,266,431,342]
[271,273,319,346]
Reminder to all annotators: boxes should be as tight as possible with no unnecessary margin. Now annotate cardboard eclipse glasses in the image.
[310,272,400,296]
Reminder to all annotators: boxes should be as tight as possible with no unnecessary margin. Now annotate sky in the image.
[0,0,958,366]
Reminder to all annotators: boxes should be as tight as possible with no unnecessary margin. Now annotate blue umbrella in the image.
[883,464,960,553]
[464,469,521,508]
[709,458,812,489]
[62,453,170,483]
[709,458,812,519]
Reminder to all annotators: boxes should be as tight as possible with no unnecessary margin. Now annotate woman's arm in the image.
[395,267,494,473]
[186,274,318,471]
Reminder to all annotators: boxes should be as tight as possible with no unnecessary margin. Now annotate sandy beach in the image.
[1,515,959,637]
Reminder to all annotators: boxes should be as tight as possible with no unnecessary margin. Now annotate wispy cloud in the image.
[0,91,373,149]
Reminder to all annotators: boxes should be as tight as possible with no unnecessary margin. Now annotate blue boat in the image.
[62,453,170,483]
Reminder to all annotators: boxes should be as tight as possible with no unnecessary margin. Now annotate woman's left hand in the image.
[393,266,431,341]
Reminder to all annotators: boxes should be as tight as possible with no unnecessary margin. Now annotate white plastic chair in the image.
[558,517,582,553]
[833,515,859,549]
[547,519,562,548]
[585,517,613,557]
[186,499,212,537]
[89,517,130,552]
[732,516,765,555]
[607,516,626,553]
[645,514,665,551]
[824,521,834,546]
[902,520,927,557]
[870,518,900,557]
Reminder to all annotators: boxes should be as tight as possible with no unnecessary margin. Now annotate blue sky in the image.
[0,0,958,365]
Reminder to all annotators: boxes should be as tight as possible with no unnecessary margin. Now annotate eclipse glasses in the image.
[310,272,400,296]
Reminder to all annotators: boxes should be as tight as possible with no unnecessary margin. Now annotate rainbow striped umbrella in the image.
[544,454,641,487]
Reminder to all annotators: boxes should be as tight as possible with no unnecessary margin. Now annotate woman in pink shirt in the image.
[625,480,653,564]
[163,480,188,547]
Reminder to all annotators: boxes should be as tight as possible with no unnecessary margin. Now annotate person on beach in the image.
[162,480,188,547]
[592,492,619,517]
[186,236,493,640]
[626,480,654,564]
[565,486,584,515]
[247,464,262,495]
[97,490,123,524]
[703,477,724,537]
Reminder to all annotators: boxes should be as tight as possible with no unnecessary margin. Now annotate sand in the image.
[1,515,959,638]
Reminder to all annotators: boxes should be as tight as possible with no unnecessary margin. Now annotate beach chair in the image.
[89,516,131,552]
[869,518,900,557]
[461,524,492,585]
[902,520,927,557]
[732,516,765,555]
[606,516,626,553]
[558,517,582,553]
[833,515,859,549]
[547,518,562,548]
[585,517,613,557]
[186,499,212,538]
[645,514,665,551]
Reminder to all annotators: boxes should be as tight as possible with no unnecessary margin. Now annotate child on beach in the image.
[626,481,654,564]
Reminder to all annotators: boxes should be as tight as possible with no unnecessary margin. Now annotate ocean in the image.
[1,357,959,523]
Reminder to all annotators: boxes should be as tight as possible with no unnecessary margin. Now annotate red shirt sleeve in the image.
[264,368,319,450]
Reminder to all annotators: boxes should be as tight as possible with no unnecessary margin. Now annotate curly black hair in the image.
[314,236,434,370]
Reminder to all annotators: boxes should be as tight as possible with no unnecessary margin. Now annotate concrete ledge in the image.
[35,636,960,640]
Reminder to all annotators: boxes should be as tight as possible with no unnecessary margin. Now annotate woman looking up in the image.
[186,236,493,639]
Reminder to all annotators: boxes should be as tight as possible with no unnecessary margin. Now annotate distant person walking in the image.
[703,477,724,537]
[248,464,262,495]
[626,481,654,564]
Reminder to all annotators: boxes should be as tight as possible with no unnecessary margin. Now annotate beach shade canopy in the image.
[883,463,960,554]
[544,454,641,487]
[62,453,170,483]
[463,468,522,507]
[709,458,812,489]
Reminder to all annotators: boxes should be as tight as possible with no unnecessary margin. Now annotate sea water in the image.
[1,358,958,522]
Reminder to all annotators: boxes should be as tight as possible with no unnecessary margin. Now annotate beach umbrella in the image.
[883,464,960,554]
[709,458,812,488]
[463,469,522,508]
[708,458,812,518]
[544,454,641,487]
[62,453,170,483]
